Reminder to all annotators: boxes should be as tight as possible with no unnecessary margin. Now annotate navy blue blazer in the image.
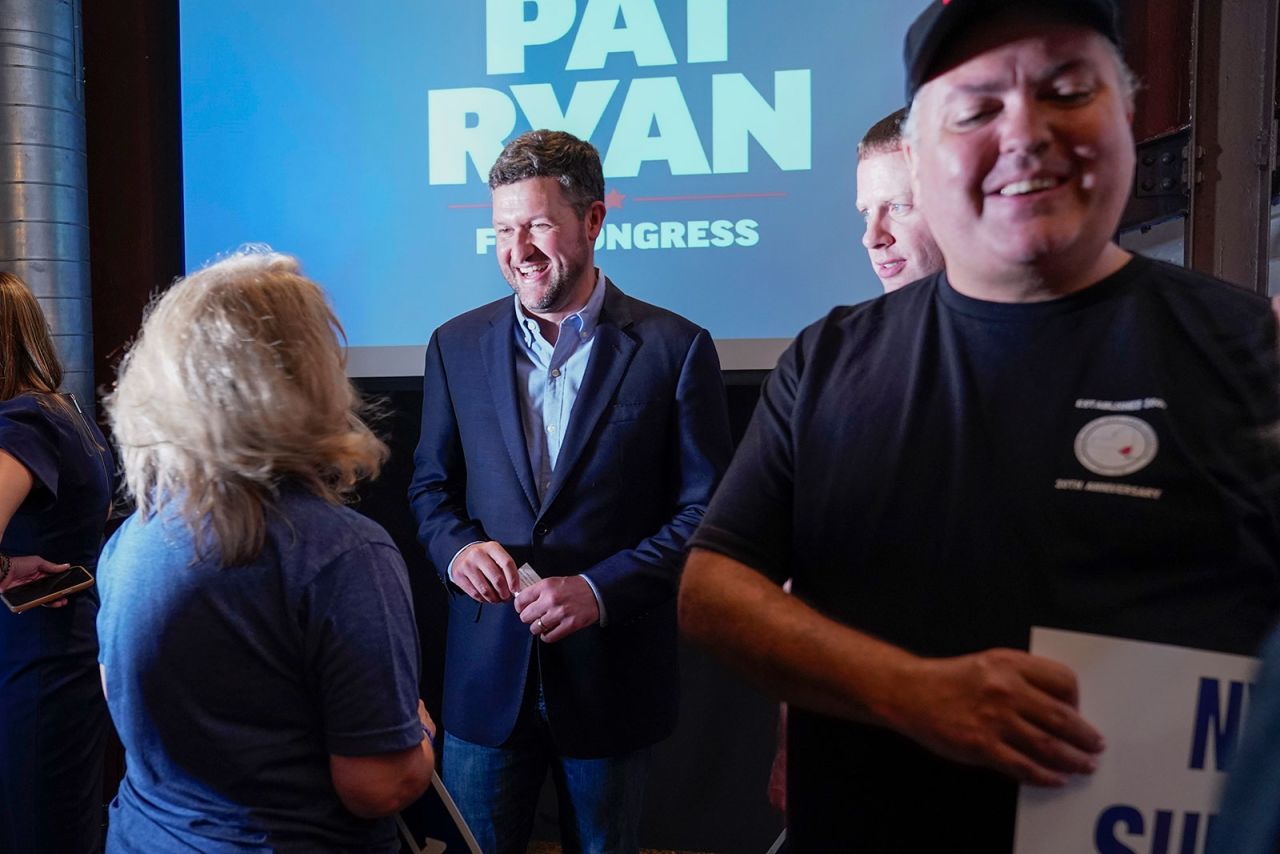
[409,281,733,758]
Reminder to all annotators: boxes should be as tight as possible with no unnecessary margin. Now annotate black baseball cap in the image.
[903,0,1121,102]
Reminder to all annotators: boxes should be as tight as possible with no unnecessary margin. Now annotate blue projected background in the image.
[179,1,929,373]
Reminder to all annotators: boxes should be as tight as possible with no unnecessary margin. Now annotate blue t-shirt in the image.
[98,489,423,853]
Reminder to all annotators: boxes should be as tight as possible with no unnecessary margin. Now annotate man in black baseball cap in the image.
[681,0,1280,850]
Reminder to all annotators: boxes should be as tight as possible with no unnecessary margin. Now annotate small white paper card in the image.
[516,563,542,591]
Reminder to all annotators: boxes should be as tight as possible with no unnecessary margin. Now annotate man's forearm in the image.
[679,548,1105,786]
[678,547,917,728]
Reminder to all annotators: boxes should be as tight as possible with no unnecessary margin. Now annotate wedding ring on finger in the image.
[536,617,546,635]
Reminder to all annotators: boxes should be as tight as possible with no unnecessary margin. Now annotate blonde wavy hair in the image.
[106,249,387,565]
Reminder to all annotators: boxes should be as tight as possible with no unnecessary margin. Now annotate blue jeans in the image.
[442,691,649,854]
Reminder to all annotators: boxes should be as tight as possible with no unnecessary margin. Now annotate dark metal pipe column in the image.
[0,0,92,406]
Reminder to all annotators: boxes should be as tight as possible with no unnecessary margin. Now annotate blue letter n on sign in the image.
[1188,677,1246,771]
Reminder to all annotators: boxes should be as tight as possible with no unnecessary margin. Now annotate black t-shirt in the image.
[691,256,1280,851]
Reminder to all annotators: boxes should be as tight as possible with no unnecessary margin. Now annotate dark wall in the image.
[83,0,184,387]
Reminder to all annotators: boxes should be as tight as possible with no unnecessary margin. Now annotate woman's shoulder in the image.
[0,392,51,421]
[0,392,105,466]
[268,492,404,592]
[0,393,64,453]
[0,392,86,439]
[275,490,396,552]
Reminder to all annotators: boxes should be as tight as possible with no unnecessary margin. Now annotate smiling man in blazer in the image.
[409,129,732,854]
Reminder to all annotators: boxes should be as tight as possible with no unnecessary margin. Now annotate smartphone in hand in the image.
[1,565,94,613]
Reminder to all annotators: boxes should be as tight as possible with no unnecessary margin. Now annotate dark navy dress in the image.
[0,393,113,853]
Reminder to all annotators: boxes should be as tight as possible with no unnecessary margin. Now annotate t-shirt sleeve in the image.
[0,398,60,510]
[302,538,424,756]
[688,332,805,584]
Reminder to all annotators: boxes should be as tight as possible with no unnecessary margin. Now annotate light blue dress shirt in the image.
[449,270,610,623]
[513,270,606,501]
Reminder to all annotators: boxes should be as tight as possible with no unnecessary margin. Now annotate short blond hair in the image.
[107,248,387,565]
[857,108,909,161]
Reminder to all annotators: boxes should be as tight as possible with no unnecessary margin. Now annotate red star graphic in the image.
[604,188,625,209]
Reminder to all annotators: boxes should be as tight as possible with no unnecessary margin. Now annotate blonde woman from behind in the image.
[98,250,433,853]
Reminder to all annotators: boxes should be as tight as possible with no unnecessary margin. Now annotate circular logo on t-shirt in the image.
[1073,415,1159,477]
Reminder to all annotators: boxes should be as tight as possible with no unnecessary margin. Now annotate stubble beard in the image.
[513,255,588,314]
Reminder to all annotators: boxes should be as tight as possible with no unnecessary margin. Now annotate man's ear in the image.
[584,200,606,241]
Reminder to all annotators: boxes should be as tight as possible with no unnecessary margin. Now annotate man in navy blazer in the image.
[409,129,732,854]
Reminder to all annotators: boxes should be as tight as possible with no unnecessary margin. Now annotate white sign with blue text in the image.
[1013,628,1258,854]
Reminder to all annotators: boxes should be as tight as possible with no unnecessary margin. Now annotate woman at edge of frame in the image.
[0,271,114,853]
